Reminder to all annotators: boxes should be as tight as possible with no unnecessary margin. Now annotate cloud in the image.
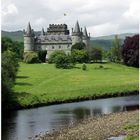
[1,0,139,36]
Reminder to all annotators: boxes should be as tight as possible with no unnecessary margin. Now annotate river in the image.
[2,95,139,140]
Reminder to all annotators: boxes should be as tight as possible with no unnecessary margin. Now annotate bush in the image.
[71,49,89,63]
[48,50,66,63]
[23,52,40,63]
[55,54,74,69]
[38,50,47,62]
[82,63,87,70]
[99,65,103,68]
[121,34,139,67]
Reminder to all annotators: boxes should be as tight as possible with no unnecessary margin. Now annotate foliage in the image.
[2,50,19,110]
[38,50,47,62]
[71,49,89,63]
[121,34,139,67]
[90,39,112,51]
[2,37,24,59]
[82,63,87,70]
[71,42,86,50]
[48,50,66,63]
[109,35,121,62]
[13,63,138,107]
[55,53,74,69]
[89,47,102,62]
[23,52,40,63]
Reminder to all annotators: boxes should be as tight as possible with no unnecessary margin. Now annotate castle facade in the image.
[23,21,90,59]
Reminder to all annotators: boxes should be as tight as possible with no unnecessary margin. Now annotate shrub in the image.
[82,63,87,70]
[38,50,47,62]
[71,49,89,63]
[23,52,40,63]
[55,54,74,69]
[48,50,66,63]
[99,65,103,68]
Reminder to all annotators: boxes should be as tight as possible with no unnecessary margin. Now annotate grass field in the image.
[13,63,139,107]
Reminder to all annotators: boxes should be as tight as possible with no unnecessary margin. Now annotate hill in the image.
[1,31,137,50]
[91,33,137,40]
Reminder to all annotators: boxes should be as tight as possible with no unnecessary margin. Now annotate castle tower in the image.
[41,27,45,36]
[23,22,35,52]
[72,21,82,45]
[83,27,90,48]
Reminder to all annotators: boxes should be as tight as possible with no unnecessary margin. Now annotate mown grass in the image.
[13,63,139,107]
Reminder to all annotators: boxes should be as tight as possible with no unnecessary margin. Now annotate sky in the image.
[1,0,139,37]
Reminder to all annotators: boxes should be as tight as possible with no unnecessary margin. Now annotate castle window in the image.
[67,44,69,48]
[52,46,54,49]
[59,46,61,49]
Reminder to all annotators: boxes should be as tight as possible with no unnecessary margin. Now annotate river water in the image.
[2,95,139,140]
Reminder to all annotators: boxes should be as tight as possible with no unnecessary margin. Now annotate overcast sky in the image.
[1,0,139,37]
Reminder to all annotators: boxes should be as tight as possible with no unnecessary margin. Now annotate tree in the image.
[71,49,89,63]
[2,37,24,59]
[2,50,19,110]
[110,35,121,62]
[71,42,86,50]
[38,50,47,62]
[121,34,139,67]
[89,47,102,62]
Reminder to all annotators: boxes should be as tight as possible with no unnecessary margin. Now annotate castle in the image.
[23,21,90,59]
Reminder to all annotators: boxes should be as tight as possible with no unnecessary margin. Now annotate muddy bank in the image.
[37,110,139,140]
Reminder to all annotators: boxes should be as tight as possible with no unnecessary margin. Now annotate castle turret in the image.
[41,28,45,36]
[72,21,82,45]
[83,27,90,48]
[24,22,35,52]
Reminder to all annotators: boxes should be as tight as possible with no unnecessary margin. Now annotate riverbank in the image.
[13,63,138,109]
[38,110,139,140]
[11,90,138,110]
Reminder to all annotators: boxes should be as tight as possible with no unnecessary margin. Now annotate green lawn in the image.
[13,63,139,107]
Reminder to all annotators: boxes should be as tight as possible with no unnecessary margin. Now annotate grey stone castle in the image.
[24,21,90,59]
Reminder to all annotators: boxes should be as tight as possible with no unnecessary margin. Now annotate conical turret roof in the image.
[26,22,32,35]
[83,27,88,37]
[41,28,45,36]
[74,21,80,33]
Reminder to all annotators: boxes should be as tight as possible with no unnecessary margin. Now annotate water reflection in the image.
[2,95,139,140]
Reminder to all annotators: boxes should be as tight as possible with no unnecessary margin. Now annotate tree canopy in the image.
[121,34,139,67]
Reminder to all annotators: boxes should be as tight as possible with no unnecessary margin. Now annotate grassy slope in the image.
[13,63,138,107]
